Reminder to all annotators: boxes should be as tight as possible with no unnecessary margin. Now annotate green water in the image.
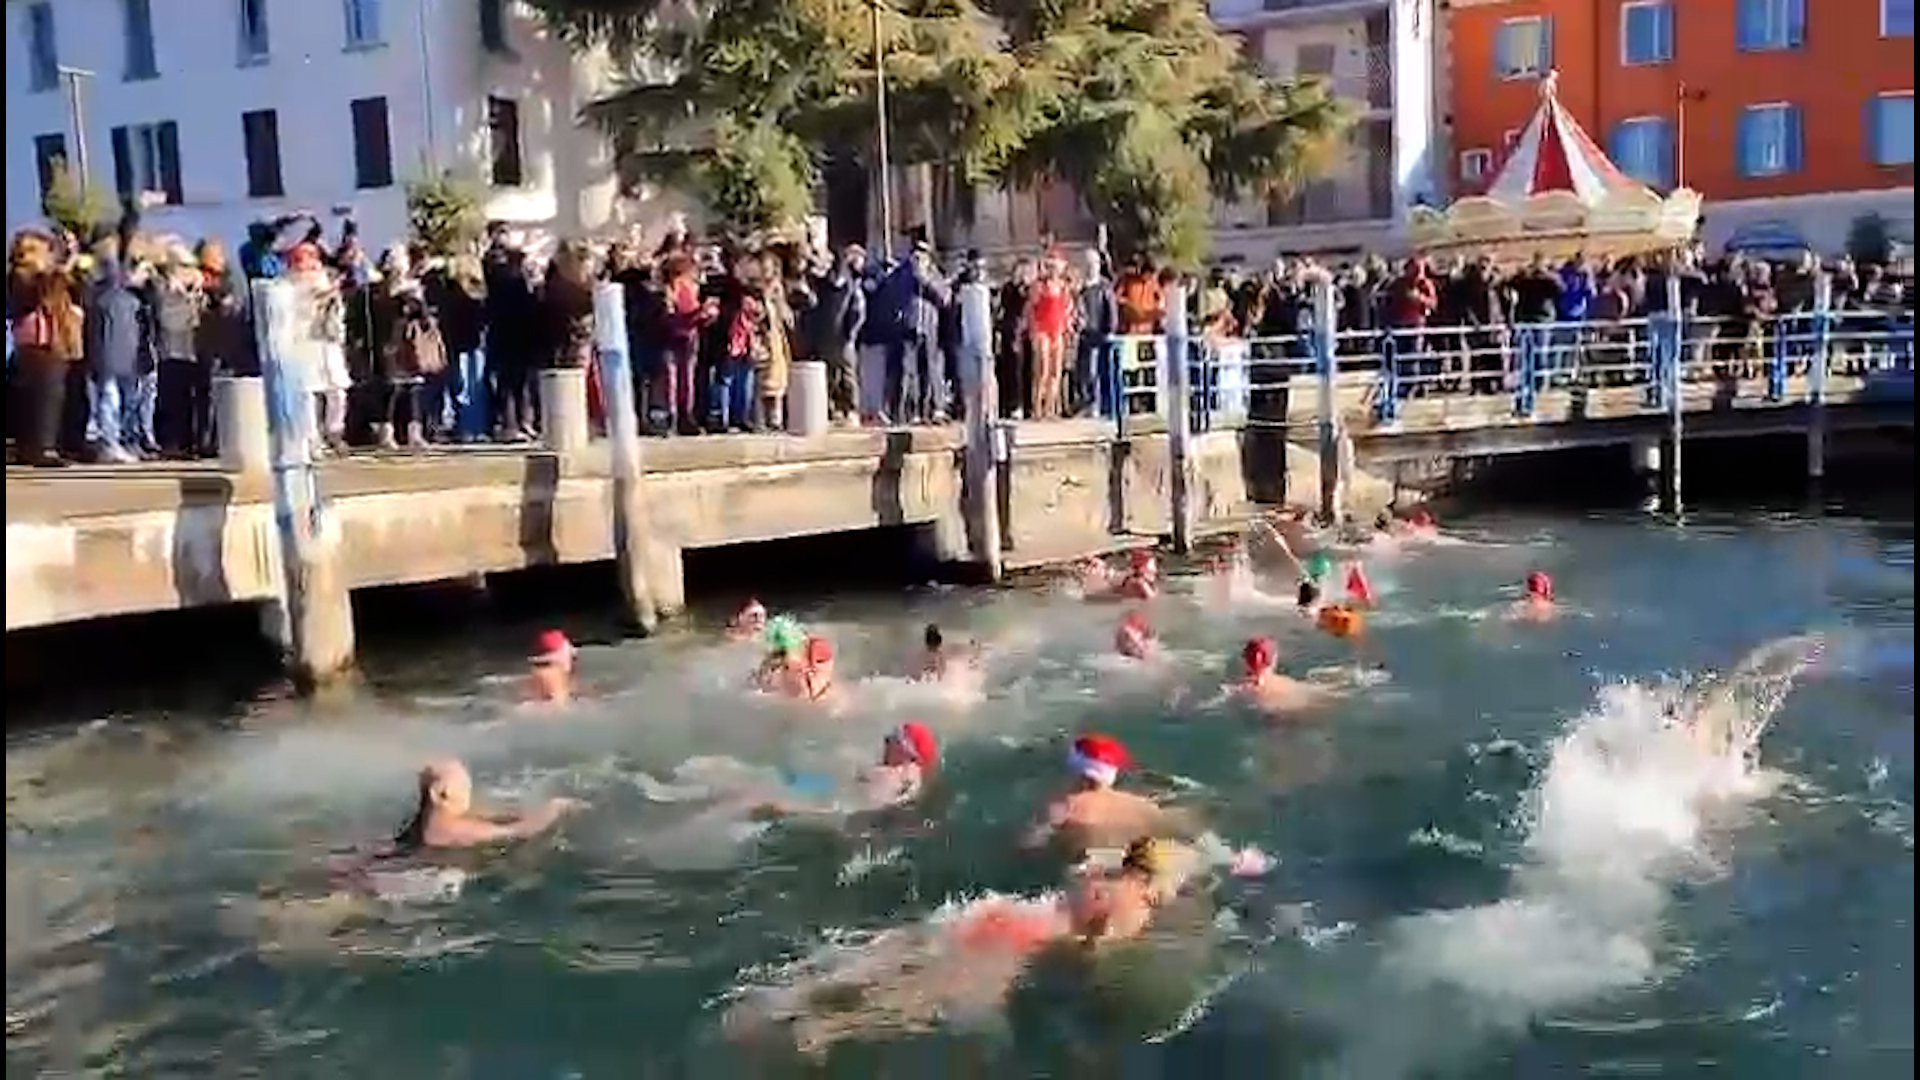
[5,508,1914,1078]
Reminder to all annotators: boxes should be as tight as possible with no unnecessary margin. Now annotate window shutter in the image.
[1865,98,1881,166]
[1786,107,1804,171]
[110,125,135,198]
[1607,123,1629,173]
[156,121,183,205]
[1734,111,1753,176]
[1735,0,1757,50]
[1785,0,1806,47]
[1658,119,1675,189]
[1539,17,1554,69]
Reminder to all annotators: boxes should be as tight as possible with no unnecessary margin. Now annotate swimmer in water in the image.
[786,635,839,704]
[1115,549,1160,600]
[528,629,575,705]
[388,759,583,853]
[1513,570,1555,621]
[1076,556,1117,596]
[1063,836,1177,946]
[1115,611,1156,660]
[861,721,937,807]
[754,615,807,690]
[728,598,769,640]
[1233,636,1320,714]
[1023,734,1191,851]
[1296,577,1323,616]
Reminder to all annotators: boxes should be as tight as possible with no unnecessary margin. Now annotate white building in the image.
[1208,0,1441,260]
[5,0,689,254]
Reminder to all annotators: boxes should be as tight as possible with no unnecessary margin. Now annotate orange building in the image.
[1444,0,1914,254]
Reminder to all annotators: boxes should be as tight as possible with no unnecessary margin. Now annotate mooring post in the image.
[1163,282,1194,553]
[1312,273,1341,524]
[1662,272,1685,516]
[593,282,661,633]
[958,276,1004,579]
[1806,271,1832,485]
[254,278,355,691]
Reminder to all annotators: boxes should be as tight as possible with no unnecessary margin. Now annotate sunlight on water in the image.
[5,511,1913,1076]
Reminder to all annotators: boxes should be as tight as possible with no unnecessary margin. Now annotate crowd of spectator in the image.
[6,200,1912,470]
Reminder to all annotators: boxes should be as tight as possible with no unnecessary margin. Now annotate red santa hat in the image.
[892,721,937,766]
[1068,734,1130,787]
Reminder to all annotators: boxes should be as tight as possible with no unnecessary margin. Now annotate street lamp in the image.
[1674,81,1707,189]
[57,65,96,196]
[869,0,896,258]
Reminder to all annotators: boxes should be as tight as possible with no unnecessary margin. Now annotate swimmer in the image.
[914,623,977,681]
[1344,562,1376,608]
[1316,602,1364,639]
[1063,836,1176,946]
[728,598,769,640]
[1512,570,1555,622]
[1023,734,1191,851]
[1233,636,1321,714]
[388,759,583,853]
[754,615,807,690]
[786,635,839,704]
[1296,577,1324,616]
[1114,611,1156,660]
[528,629,575,705]
[860,721,937,808]
[1076,556,1117,596]
[1115,548,1159,600]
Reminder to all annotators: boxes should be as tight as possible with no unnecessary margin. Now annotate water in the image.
[6,507,1914,1078]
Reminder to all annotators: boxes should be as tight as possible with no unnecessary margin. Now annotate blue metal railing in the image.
[1099,303,1914,435]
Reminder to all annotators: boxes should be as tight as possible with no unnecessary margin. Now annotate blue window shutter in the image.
[1735,111,1753,175]
[1608,123,1628,171]
[1660,3,1675,61]
[1866,98,1882,166]
[1735,0,1758,50]
[1658,119,1675,188]
[1540,16,1554,68]
[1786,0,1806,47]
[1787,107,1804,171]
[1492,24,1507,76]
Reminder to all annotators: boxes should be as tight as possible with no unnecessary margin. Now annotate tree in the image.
[405,170,487,257]
[40,157,111,239]
[530,0,1349,263]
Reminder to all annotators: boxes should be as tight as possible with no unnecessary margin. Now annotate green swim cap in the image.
[1304,551,1334,581]
[764,615,805,654]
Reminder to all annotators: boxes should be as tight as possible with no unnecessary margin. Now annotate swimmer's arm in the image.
[449,798,581,845]
[1021,801,1070,849]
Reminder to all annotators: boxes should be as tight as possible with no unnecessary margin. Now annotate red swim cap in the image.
[1526,571,1552,599]
[894,721,937,765]
[531,629,573,662]
[1070,734,1131,781]
[1242,636,1277,672]
[1130,548,1156,569]
[804,635,834,665]
[1122,610,1149,633]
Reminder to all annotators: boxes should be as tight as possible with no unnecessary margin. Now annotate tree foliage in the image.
[530,0,1350,263]
[406,170,488,257]
[40,157,112,239]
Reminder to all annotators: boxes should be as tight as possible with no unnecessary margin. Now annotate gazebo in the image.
[1407,71,1703,262]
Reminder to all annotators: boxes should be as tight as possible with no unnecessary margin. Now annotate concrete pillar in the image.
[539,368,591,453]
[592,284,659,634]
[647,543,687,617]
[958,279,1003,579]
[786,360,831,437]
[254,279,355,692]
[1163,282,1194,554]
[214,376,269,473]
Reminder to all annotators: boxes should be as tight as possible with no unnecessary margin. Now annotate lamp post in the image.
[1674,82,1707,189]
[57,65,96,195]
[870,0,896,259]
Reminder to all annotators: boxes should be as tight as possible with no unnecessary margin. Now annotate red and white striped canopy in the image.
[1485,71,1639,205]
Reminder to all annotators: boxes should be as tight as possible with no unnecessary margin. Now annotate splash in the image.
[1347,635,1822,1074]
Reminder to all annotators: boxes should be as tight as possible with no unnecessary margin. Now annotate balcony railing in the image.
[1313,45,1392,110]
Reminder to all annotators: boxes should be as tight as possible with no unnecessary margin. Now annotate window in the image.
[350,96,394,189]
[488,97,526,187]
[1460,149,1493,185]
[1621,2,1673,66]
[242,109,285,197]
[344,0,382,48]
[238,0,270,62]
[1295,43,1337,79]
[25,2,59,92]
[1735,0,1804,53]
[1868,92,1915,166]
[1493,16,1551,79]
[1885,0,1915,37]
[33,133,68,203]
[122,0,158,81]
[1609,117,1674,189]
[1736,104,1802,178]
[480,0,513,54]
[108,121,183,204]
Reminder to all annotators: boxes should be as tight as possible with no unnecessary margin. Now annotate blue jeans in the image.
[91,371,146,453]
[431,349,490,438]
[888,336,942,422]
[711,357,755,430]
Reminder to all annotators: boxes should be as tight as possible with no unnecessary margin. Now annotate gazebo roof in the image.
[1485,71,1640,205]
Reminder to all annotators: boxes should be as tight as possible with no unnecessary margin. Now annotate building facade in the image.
[1208,0,1441,259]
[1445,0,1915,255]
[5,0,689,253]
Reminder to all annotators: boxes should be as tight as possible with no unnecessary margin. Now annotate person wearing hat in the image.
[1114,611,1156,661]
[528,629,575,705]
[1115,548,1159,600]
[1512,570,1556,622]
[788,635,839,705]
[859,721,937,808]
[1232,636,1321,714]
[1024,734,1190,851]
[1061,836,1182,946]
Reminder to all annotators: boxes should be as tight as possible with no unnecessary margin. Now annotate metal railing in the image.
[1098,299,1915,435]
